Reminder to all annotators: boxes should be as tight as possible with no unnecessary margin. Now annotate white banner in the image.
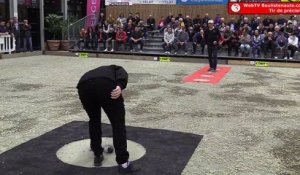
[132,0,176,4]
[105,0,133,5]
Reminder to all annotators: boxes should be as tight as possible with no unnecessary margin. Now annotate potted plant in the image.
[45,14,63,51]
[60,16,79,51]
[60,19,69,51]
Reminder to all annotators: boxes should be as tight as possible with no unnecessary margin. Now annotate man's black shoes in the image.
[118,163,141,174]
[94,154,104,166]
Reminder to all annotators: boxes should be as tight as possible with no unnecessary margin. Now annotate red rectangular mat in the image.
[182,66,231,84]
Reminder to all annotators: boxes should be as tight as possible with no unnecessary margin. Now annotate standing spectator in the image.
[12,17,21,52]
[205,20,221,72]
[185,15,194,29]
[104,27,116,52]
[129,26,144,52]
[223,26,233,56]
[0,20,8,34]
[287,32,298,59]
[251,30,263,58]
[147,14,156,34]
[187,26,195,42]
[113,27,127,51]
[165,12,173,25]
[240,30,251,57]
[162,27,175,54]
[263,32,276,59]
[192,29,206,55]
[193,15,202,27]
[174,27,189,55]
[22,19,32,52]
[275,32,288,59]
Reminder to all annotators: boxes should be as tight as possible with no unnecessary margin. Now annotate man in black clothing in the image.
[129,26,144,52]
[77,65,140,174]
[204,20,221,72]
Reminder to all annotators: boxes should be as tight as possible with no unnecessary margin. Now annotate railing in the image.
[0,35,16,54]
[68,14,99,49]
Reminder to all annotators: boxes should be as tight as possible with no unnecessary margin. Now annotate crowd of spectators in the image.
[79,12,299,59]
[0,17,33,52]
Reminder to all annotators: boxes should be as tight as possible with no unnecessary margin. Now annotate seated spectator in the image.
[273,25,281,39]
[267,23,275,32]
[77,28,86,50]
[251,30,263,58]
[97,27,104,50]
[138,20,147,38]
[129,26,144,52]
[192,29,206,54]
[231,31,240,56]
[165,12,173,25]
[125,21,134,42]
[178,18,185,28]
[239,30,251,56]
[276,14,287,32]
[104,27,116,51]
[263,32,276,59]
[113,27,127,51]
[187,26,195,43]
[134,12,141,26]
[174,27,189,55]
[222,26,233,56]
[228,17,238,32]
[214,14,222,27]
[117,13,127,27]
[85,26,97,50]
[185,15,194,29]
[287,32,299,59]
[147,14,156,36]
[284,21,294,35]
[107,14,115,25]
[263,16,275,29]
[162,27,175,54]
[193,14,202,27]
[158,16,165,33]
[275,32,288,59]
[250,16,260,32]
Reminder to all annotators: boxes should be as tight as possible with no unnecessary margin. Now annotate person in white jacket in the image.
[162,27,175,54]
[288,32,299,59]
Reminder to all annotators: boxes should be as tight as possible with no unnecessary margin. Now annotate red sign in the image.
[182,66,231,84]
[228,2,300,14]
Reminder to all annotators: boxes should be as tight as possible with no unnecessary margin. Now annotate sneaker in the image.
[208,68,214,72]
[284,57,288,60]
[130,50,133,52]
[118,163,140,174]
[111,49,114,52]
[139,50,143,53]
[165,51,168,54]
[94,154,104,167]
[174,52,177,55]
[290,57,293,60]
[185,52,188,55]
[104,49,108,52]
[211,69,217,73]
[274,56,278,59]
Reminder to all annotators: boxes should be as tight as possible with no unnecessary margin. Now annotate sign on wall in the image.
[105,0,133,5]
[132,0,176,4]
[176,0,227,5]
[86,0,101,26]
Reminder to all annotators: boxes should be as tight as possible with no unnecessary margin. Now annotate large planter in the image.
[47,40,61,51]
[60,40,69,51]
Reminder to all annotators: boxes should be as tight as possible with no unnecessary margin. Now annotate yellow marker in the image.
[281,0,300,2]
[255,61,269,67]
[79,53,89,58]
[159,57,171,62]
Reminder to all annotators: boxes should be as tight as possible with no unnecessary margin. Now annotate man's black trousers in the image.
[207,45,218,70]
[77,78,129,165]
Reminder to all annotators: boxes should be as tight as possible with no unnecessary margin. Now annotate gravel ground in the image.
[0,55,299,175]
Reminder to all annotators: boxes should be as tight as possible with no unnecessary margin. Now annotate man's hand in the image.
[111,86,122,99]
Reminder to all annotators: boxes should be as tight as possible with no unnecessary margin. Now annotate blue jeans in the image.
[23,37,33,51]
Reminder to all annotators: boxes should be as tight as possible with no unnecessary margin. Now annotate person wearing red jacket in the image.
[112,27,127,52]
